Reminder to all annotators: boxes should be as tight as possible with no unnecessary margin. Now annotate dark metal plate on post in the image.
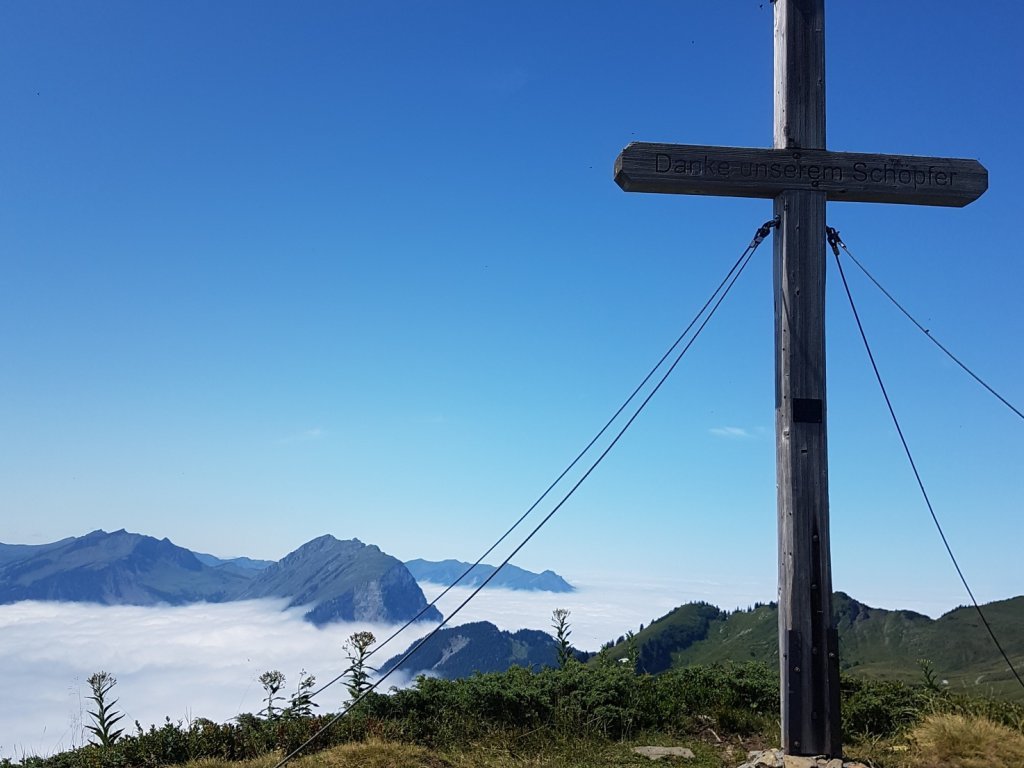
[793,398,823,424]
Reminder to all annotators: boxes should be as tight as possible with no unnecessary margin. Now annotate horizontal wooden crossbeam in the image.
[615,143,988,207]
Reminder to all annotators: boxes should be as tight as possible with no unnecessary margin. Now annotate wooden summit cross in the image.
[614,1,987,759]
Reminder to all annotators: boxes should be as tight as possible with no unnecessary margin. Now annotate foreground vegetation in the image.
[597,596,1024,703]
[6,657,1024,768]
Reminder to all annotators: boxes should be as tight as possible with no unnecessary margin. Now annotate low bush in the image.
[7,662,1023,767]
[840,676,926,739]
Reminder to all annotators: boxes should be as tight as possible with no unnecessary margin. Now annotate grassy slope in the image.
[915,598,1024,697]
[166,717,1024,768]
[672,604,779,668]
[600,593,1024,701]
[162,738,761,768]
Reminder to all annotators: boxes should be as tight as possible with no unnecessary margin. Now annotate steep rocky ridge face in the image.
[236,535,443,626]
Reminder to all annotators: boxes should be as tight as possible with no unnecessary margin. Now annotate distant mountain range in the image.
[187,552,578,593]
[192,552,276,573]
[3,531,1018,698]
[0,530,574,625]
[404,559,574,592]
[0,529,250,606]
[0,530,439,626]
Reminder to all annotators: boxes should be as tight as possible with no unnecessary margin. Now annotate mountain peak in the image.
[297,534,364,549]
[239,537,441,626]
[278,536,368,567]
[0,531,441,628]
[0,529,248,606]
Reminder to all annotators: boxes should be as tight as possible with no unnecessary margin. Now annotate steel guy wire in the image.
[829,230,1024,694]
[827,227,1023,422]
[269,218,774,767]
[303,217,778,705]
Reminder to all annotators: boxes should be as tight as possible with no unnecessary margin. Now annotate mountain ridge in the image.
[381,620,563,679]
[236,535,442,626]
[404,558,574,592]
[0,530,440,626]
[193,552,275,572]
[598,591,1024,701]
[0,529,250,605]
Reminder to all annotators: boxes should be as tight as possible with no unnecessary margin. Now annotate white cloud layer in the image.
[0,576,761,760]
[0,599,431,760]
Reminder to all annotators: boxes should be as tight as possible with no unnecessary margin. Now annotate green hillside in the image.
[599,592,1024,701]
[621,602,728,674]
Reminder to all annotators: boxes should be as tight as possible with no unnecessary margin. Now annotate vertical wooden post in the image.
[773,0,842,757]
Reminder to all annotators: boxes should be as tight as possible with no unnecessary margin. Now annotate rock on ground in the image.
[739,748,870,768]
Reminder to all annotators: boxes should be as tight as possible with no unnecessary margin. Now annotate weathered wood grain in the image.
[774,0,825,150]
[774,0,842,758]
[614,143,988,207]
[774,191,841,757]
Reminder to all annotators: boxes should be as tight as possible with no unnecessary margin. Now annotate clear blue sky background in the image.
[2,1,1021,616]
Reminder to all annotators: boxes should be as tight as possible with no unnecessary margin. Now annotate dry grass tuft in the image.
[172,736,727,768]
[298,740,452,767]
[180,757,281,768]
[908,713,1024,768]
[178,740,451,768]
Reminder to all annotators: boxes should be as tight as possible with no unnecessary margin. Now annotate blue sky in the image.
[2,1,1022,617]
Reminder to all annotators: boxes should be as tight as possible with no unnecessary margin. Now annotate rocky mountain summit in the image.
[236,535,442,626]
[0,530,439,626]
[0,529,248,605]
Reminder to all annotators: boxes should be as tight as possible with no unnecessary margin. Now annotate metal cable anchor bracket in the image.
[751,216,781,249]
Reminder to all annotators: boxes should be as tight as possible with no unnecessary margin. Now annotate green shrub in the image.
[17,660,1024,767]
[542,657,657,738]
[840,675,926,739]
[652,662,777,736]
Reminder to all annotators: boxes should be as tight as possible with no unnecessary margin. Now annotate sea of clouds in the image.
[0,574,766,760]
